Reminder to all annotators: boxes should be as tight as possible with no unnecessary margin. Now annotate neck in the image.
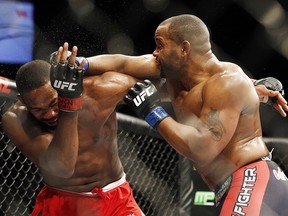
[180,52,218,90]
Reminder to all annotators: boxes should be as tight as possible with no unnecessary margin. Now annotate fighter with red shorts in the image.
[2,43,144,216]
[31,174,143,216]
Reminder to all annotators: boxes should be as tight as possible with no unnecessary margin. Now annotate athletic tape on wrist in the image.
[76,57,89,71]
[144,106,169,128]
[58,96,82,111]
[84,60,89,71]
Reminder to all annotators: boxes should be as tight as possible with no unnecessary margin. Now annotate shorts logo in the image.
[273,167,288,181]
[233,167,257,215]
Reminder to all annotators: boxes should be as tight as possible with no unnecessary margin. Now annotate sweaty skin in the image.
[2,71,137,192]
[83,19,288,190]
[87,55,268,190]
[151,23,267,189]
[160,63,267,189]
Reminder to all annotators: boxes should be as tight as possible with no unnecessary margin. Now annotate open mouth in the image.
[45,118,58,126]
[155,58,161,65]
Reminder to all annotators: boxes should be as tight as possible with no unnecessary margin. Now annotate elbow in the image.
[189,149,218,168]
[183,152,211,168]
[39,160,75,178]
[184,143,216,167]
[55,165,75,178]
[182,151,209,166]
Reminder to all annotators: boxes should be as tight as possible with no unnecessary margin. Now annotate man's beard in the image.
[160,68,166,78]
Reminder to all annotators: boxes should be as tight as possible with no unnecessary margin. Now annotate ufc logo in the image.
[53,80,77,91]
[133,86,153,107]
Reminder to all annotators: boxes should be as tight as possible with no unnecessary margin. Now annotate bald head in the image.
[159,14,211,54]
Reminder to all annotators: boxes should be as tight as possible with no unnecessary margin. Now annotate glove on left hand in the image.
[49,51,89,71]
[50,61,83,112]
[254,77,285,106]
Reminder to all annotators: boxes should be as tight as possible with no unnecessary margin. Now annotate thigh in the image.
[260,160,288,216]
[219,161,270,216]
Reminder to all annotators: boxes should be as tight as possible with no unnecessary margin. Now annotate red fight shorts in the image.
[30,174,144,216]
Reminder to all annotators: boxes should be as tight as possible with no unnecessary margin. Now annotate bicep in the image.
[89,72,139,106]
[199,83,242,153]
[199,104,240,147]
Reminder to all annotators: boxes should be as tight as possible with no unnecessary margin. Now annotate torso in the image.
[42,98,123,192]
[166,62,269,190]
[3,73,134,192]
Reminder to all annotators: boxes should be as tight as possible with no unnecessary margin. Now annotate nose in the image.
[152,49,159,57]
[42,107,58,120]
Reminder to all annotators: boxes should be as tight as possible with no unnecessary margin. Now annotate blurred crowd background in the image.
[1,0,288,137]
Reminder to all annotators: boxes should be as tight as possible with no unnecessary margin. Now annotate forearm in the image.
[45,45,83,177]
[86,54,127,75]
[86,54,161,78]
[50,43,160,78]
[39,112,79,178]
[124,79,219,165]
[157,117,212,165]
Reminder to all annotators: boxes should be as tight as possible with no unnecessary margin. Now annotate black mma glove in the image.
[49,51,89,71]
[254,77,285,107]
[124,80,169,128]
[50,61,83,112]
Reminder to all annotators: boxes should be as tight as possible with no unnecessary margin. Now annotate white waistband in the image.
[82,173,126,194]
[102,173,126,192]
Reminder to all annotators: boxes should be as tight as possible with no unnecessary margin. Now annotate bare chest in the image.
[79,95,116,125]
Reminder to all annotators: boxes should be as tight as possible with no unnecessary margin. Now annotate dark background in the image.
[1,0,288,137]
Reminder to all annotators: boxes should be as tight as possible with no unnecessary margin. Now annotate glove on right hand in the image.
[124,80,169,128]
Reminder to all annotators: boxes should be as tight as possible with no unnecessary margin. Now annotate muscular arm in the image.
[86,54,287,115]
[56,42,163,90]
[57,42,287,115]
[40,112,79,177]
[2,106,79,178]
[86,71,139,107]
[85,54,170,99]
[86,54,161,78]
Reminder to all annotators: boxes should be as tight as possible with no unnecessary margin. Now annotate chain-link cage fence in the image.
[117,113,179,215]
